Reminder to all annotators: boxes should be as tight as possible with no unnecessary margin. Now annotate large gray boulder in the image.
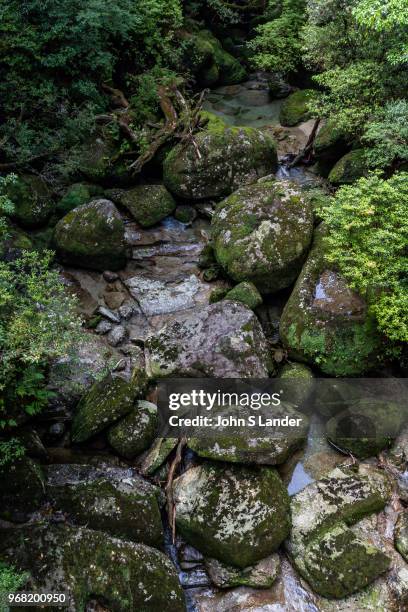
[145,301,273,378]
[163,123,277,200]
[173,463,290,568]
[286,464,392,599]
[212,180,313,294]
[107,400,158,459]
[46,464,164,548]
[54,199,126,270]
[0,524,184,612]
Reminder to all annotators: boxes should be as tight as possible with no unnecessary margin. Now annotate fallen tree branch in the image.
[165,436,187,544]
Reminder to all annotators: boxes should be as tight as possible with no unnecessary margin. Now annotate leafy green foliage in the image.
[0,251,82,426]
[0,0,182,169]
[363,100,408,170]
[0,438,25,469]
[0,562,28,611]
[322,173,408,342]
[303,0,408,137]
[0,175,16,241]
[249,0,306,74]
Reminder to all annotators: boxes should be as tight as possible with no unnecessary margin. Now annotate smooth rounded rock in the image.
[212,181,313,294]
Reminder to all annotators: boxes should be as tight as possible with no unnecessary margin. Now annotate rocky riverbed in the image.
[1,74,407,612]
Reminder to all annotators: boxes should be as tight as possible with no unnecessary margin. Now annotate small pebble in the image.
[97,305,121,324]
[107,325,127,347]
[95,320,112,335]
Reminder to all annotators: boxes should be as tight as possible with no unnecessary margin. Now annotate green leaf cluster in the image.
[322,173,408,342]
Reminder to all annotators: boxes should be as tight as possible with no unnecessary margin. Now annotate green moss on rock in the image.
[107,400,158,459]
[303,523,390,598]
[225,281,263,309]
[279,90,316,127]
[71,374,144,443]
[314,119,349,164]
[56,183,103,217]
[280,225,384,376]
[395,510,408,562]
[7,174,54,228]
[163,126,277,200]
[53,199,126,271]
[118,184,176,228]
[328,149,369,185]
[0,524,185,611]
[212,181,313,294]
[326,399,405,459]
[173,463,291,567]
[46,464,163,548]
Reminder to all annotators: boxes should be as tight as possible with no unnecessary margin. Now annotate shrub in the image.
[322,173,408,342]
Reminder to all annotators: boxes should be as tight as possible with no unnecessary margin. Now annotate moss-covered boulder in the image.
[395,510,408,562]
[188,402,308,465]
[279,90,316,127]
[46,464,163,548]
[225,282,263,310]
[0,457,45,521]
[280,225,384,376]
[328,149,369,185]
[7,174,54,228]
[286,464,392,598]
[107,401,158,459]
[173,463,290,567]
[277,362,315,408]
[145,300,273,378]
[205,554,280,589]
[212,181,313,294]
[0,524,185,612]
[116,184,176,228]
[182,30,246,86]
[71,374,144,443]
[163,124,277,200]
[54,199,126,271]
[76,133,129,184]
[326,399,405,459]
[302,522,390,598]
[56,183,104,217]
[314,119,349,166]
[174,204,197,224]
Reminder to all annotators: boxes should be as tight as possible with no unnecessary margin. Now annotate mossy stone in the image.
[71,374,144,443]
[46,464,163,548]
[164,126,277,200]
[0,524,185,612]
[279,90,316,127]
[326,399,405,459]
[7,174,54,228]
[53,199,126,271]
[118,184,176,228]
[185,30,246,86]
[107,400,158,459]
[225,281,263,310]
[173,463,291,568]
[303,523,390,598]
[57,183,104,217]
[212,181,313,294]
[209,287,229,303]
[174,204,197,224]
[0,221,33,259]
[314,119,349,164]
[277,363,315,408]
[328,149,369,185]
[280,224,384,376]
[205,554,280,589]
